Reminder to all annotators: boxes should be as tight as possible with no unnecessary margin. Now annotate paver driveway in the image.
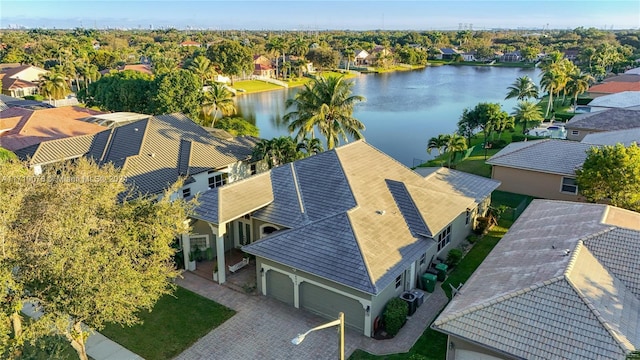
[175,272,448,360]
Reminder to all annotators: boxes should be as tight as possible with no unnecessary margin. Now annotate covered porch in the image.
[191,248,257,293]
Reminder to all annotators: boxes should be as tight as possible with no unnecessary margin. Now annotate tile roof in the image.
[587,91,640,109]
[589,81,640,94]
[218,141,497,294]
[0,106,105,151]
[416,167,501,204]
[16,113,258,196]
[603,74,640,83]
[565,108,640,132]
[486,139,594,175]
[581,128,640,146]
[433,200,640,360]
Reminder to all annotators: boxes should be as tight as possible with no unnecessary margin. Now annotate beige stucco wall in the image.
[491,165,581,201]
[448,335,518,360]
[566,128,598,141]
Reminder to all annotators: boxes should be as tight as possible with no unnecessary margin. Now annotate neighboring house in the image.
[354,49,370,66]
[562,48,579,62]
[588,76,640,97]
[0,65,48,83]
[585,91,640,112]
[188,141,500,337]
[0,106,105,151]
[486,139,594,201]
[461,51,476,62]
[500,51,521,62]
[439,48,461,60]
[180,40,201,47]
[581,127,640,146]
[0,65,48,97]
[0,94,54,110]
[432,200,640,360]
[78,112,151,128]
[625,66,640,75]
[14,113,261,198]
[565,107,640,141]
[253,55,275,77]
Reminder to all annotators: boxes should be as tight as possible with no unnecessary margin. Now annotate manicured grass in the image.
[491,190,534,209]
[350,327,448,360]
[100,286,235,360]
[442,219,512,299]
[233,80,284,94]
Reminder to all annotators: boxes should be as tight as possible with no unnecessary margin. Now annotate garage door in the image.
[266,270,294,305]
[299,282,365,332]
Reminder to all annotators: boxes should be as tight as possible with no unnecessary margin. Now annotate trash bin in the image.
[412,290,425,308]
[435,263,448,282]
[400,291,417,316]
[421,273,437,293]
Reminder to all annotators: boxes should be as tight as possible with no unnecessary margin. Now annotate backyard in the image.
[100,286,235,360]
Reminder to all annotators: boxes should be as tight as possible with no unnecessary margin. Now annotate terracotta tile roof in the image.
[121,64,152,75]
[1,76,38,91]
[0,106,105,151]
[254,63,273,71]
[589,81,640,94]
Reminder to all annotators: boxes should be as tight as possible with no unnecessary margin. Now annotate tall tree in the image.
[443,133,468,168]
[306,48,340,72]
[265,36,288,79]
[1,158,190,360]
[251,137,301,168]
[296,137,324,157]
[81,70,153,113]
[284,75,366,150]
[426,134,449,156]
[206,40,253,85]
[511,101,544,134]
[505,76,539,101]
[576,143,640,212]
[565,70,594,112]
[200,83,236,127]
[151,69,203,119]
[38,71,70,101]
[458,102,509,159]
[188,55,216,85]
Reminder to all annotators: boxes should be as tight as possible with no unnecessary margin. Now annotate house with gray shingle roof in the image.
[486,139,595,201]
[432,200,640,360]
[187,141,500,337]
[565,107,640,141]
[15,113,261,198]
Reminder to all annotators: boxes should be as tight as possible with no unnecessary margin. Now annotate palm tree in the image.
[343,48,355,71]
[289,37,308,58]
[266,36,288,79]
[511,101,543,134]
[539,53,571,118]
[505,76,539,101]
[296,137,324,157]
[492,115,515,140]
[426,134,449,156]
[189,56,216,85]
[251,137,301,168]
[284,75,366,150]
[38,71,70,102]
[443,134,468,168]
[201,83,236,127]
[565,70,594,112]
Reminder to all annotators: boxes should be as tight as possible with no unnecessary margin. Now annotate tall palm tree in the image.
[426,134,449,156]
[289,37,308,58]
[443,134,468,168]
[492,115,515,140]
[511,101,543,134]
[284,75,366,150]
[296,137,324,157]
[505,76,539,101]
[251,137,300,168]
[343,48,355,71]
[565,70,594,112]
[38,71,70,101]
[189,56,216,85]
[201,83,236,126]
[266,36,288,79]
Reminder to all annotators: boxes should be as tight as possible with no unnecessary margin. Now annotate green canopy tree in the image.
[188,55,217,85]
[457,102,509,158]
[200,83,236,127]
[296,137,324,157]
[306,48,340,72]
[251,137,301,168]
[206,40,253,85]
[80,70,153,113]
[38,71,70,101]
[151,69,203,119]
[284,75,365,150]
[505,76,539,101]
[214,117,259,137]
[443,133,468,168]
[511,101,543,134]
[575,143,640,212]
[427,134,449,156]
[1,158,191,360]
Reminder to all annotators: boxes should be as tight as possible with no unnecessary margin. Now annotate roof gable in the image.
[566,108,640,132]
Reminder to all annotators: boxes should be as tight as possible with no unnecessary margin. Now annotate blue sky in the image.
[2,0,639,30]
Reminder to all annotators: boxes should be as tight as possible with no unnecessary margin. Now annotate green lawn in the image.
[233,80,284,94]
[100,286,235,360]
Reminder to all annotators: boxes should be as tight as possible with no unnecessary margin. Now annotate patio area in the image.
[191,248,258,295]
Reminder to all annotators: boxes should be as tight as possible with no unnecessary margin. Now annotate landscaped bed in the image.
[100,286,235,360]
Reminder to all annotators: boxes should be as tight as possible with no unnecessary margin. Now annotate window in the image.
[437,225,452,252]
[561,177,578,194]
[250,164,257,175]
[182,187,191,198]
[189,235,209,251]
[208,173,228,189]
[571,130,579,136]
[419,253,426,265]
[465,209,471,225]
[395,275,402,289]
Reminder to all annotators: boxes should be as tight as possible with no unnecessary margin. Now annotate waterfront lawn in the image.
[233,80,283,93]
[101,286,235,360]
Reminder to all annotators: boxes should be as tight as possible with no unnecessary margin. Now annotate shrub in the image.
[383,297,408,337]
[467,234,479,244]
[24,94,45,101]
[511,134,545,143]
[446,249,463,267]
[488,139,507,149]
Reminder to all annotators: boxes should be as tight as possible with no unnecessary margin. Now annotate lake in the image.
[235,65,541,167]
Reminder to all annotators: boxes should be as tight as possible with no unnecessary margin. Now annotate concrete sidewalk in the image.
[21,302,144,360]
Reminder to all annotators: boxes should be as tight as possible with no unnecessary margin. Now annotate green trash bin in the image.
[435,263,448,282]
[421,273,437,293]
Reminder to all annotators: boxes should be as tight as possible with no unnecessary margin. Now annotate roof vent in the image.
[134,128,139,131]
[376,210,386,215]
[563,249,571,256]
[149,153,156,158]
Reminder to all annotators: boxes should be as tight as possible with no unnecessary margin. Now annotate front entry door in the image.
[236,219,252,246]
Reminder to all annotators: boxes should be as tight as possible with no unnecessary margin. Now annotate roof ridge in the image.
[563,243,636,353]
[289,162,306,215]
[337,140,426,181]
[344,212,378,294]
[487,139,549,162]
[388,179,433,237]
[7,109,34,135]
[433,276,565,326]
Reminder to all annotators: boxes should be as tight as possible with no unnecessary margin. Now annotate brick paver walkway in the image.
[175,272,449,360]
